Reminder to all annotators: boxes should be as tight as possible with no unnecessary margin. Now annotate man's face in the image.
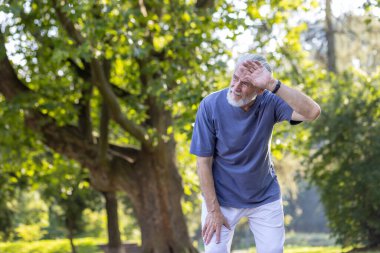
[227,64,264,107]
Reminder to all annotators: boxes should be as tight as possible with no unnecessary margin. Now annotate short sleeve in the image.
[190,100,216,157]
[273,94,294,123]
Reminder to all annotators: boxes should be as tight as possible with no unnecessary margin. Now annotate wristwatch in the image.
[272,79,281,94]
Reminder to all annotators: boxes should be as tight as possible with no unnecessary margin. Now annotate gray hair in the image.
[235,54,272,73]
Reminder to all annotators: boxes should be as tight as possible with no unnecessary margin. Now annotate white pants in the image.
[201,199,285,253]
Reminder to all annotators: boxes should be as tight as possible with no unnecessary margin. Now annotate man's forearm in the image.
[268,79,321,120]
[197,157,221,213]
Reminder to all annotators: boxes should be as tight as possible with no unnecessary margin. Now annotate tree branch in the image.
[51,0,85,45]
[24,111,137,192]
[138,0,148,17]
[108,144,140,163]
[195,0,215,8]
[67,59,91,81]
[67,58,136,99]
[98,101,110,168]
[52,1,152,149]
[90,59,152,149]
[97,61,111,168]
[78,82,94,142]
[0,33,30,99]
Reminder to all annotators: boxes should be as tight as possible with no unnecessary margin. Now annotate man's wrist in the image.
[206,197,221,213]
[207,204,221,213]
[271,79,282,94]
[267,78,277,91]
[208,208,222,214]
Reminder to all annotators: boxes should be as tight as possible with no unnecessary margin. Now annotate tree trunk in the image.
[367,224,380,248]
[69,236,77,253]
[325,0,337,73]
[120,145,197,253]
[67,220,77,253]
[103,191,126,253]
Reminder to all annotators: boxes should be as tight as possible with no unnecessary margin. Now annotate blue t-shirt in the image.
[190,88,297,208]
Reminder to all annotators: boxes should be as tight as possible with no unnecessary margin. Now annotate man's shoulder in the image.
[261,89,273,101]
[259,90,281,106]
[202,88,228,105]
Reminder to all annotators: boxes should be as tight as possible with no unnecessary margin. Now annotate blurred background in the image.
[0,0,379,252]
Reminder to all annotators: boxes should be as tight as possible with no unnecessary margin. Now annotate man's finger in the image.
[254,62,266,73]
[253,60,263,68]
[215,225,221,244]
[206,228,215,245]
[251,61,261,70]
[202,223,208,237]
[243,61,256,70]
[240,64,253,73]
[204,223,212,243]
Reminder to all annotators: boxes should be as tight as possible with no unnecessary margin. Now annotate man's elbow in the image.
[309,104,321,121]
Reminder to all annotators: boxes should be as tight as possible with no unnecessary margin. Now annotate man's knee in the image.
[204,242,230,253]
[204,232,234,253]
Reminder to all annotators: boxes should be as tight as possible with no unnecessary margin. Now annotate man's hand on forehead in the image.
[242,60,266,74]
[239,60,273,90]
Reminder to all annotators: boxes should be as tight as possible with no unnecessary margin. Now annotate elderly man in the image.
[190,54,321,253]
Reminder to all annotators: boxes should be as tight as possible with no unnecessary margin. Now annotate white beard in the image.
[226,88,257,107]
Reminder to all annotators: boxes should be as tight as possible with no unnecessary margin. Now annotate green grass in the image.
[0,237,107,253]
[1,238,380,253]
[232,247,380,253]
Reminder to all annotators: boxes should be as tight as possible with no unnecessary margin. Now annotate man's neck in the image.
[240,98,256,112]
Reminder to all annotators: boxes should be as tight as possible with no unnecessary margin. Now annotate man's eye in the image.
[242,82,249,86]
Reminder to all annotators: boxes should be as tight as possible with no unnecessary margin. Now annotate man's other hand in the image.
[202,210,231,244]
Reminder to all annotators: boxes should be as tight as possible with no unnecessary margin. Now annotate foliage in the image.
[80,194,141,242]
[0,0,229,133]
[308,68,380,247]
[81,208,107,238]
[15,224,47,242]
[119,194,141,243]
[282,177,329,233]
[285,232,336,247]
[0,170,17,241]
[38,154,103,239]
[0,96,41,240]
[0,97,103,240]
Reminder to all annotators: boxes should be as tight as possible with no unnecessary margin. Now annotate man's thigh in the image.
[247,200,285,253]
[201,201,242,253]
